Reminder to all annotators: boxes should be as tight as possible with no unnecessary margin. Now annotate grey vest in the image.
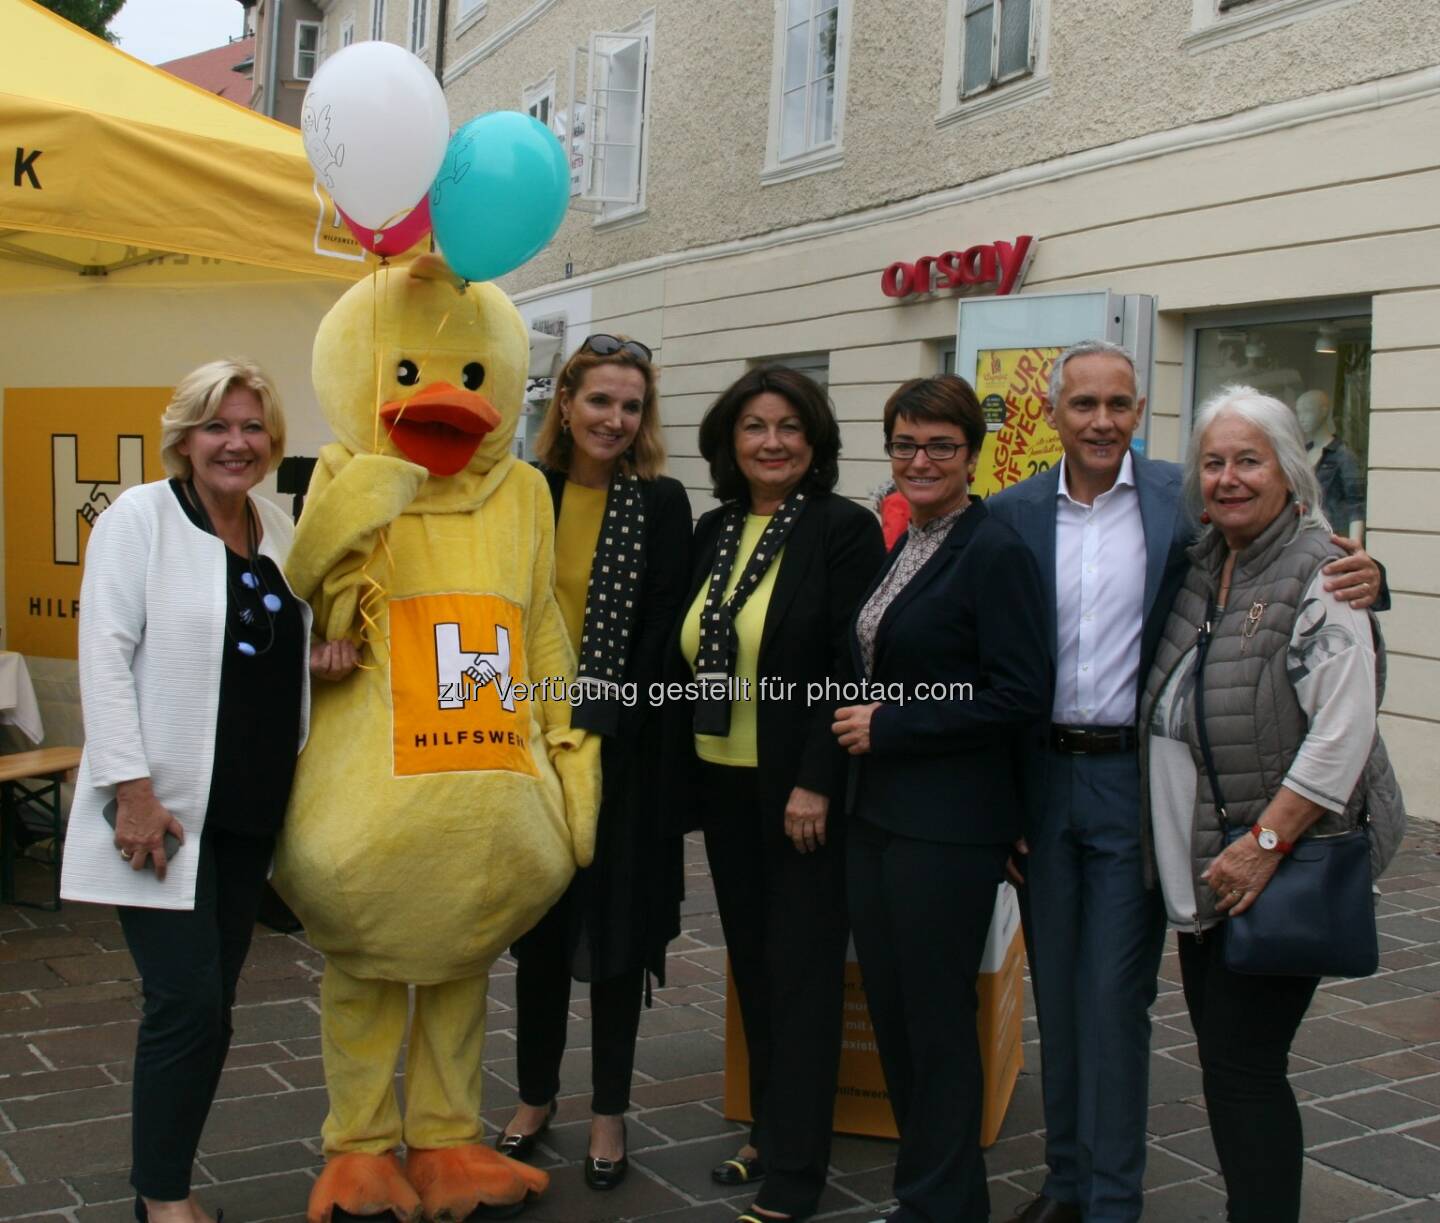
[1140,511,1405,922]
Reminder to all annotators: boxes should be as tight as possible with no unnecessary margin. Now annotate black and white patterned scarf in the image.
[572,474,646,736]
[693,490,808,735]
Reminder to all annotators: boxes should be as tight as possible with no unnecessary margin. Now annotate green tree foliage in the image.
[38,0,127,42]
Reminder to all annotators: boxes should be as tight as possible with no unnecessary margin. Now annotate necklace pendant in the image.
[1241,600,1266,654]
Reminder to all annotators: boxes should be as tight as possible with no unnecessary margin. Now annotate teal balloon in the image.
[429,112,570,282]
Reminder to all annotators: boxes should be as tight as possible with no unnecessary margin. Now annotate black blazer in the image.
[850,499,1053,845]
[541,467,692,979]
[663,491,886,828]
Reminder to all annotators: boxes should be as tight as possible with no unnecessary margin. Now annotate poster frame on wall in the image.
[955,290,1156,473]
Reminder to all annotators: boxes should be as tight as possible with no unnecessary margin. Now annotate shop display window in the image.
[1191,311,1371,539]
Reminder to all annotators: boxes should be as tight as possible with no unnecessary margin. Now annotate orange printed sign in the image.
[3,387,167,658]
[971,346,1064,498]
[389,592,539,778]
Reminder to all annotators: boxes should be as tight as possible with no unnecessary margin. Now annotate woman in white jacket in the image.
[60,359,351,1223]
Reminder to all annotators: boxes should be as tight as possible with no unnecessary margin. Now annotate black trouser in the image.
[1178,931,1320,1223]
[513,884,645,1115]
[117,827,274,1201]
[847,817,1008,1223]
[700,762,848,1220]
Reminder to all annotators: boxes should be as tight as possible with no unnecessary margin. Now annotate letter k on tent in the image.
[0,0,370,282]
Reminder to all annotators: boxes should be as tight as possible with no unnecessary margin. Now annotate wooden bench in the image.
[0,747,81,911]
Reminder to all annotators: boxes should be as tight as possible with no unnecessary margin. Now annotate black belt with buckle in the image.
[1049,723,1138,755]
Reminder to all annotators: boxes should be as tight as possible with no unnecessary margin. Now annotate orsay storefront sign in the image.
[880,235,1035,300]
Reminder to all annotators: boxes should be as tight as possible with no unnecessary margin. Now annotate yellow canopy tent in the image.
[0,0,383,748]
[0,0,369,280]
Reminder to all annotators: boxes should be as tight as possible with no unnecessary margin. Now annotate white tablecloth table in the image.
[0,652,45,745]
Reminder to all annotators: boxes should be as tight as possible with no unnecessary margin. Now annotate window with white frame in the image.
[371,0,386,40]
[455,0,486,25]
[1185,0,1359,53]
[938,0,1047,125]
[409,0,429,53]
[960,0,1033,96]
[764,0,851,180]
[580,17,653,221]
[295,21,320,79]
[524,73,556,132]
[340,17,355,47]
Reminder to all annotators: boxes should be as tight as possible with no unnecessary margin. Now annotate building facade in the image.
[300,0,1440,815]
[248,0,326,125]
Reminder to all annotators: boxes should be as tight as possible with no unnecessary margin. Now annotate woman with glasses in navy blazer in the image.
[833,375,1052,1223]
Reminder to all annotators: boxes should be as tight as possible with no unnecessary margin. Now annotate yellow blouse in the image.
[680,514,783,768]
[554,481,608,655]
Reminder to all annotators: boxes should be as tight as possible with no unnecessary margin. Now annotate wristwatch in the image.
[1251,824,1294,854]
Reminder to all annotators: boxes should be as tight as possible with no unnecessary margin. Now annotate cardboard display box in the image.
[723,882,1025,1147]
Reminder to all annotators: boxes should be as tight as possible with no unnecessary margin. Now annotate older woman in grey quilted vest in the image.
[1139,385,1403,1223]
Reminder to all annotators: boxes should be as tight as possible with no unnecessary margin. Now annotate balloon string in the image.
[353,528,396,670]
[371,261,387,455]
[354,259,392,671]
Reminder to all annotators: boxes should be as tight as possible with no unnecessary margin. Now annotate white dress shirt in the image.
[1052,451,1146,726]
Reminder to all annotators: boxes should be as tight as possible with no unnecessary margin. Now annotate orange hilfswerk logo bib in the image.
[390,593,539,778]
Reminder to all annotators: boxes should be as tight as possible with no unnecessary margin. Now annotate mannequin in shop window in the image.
[1296,389,1365,541]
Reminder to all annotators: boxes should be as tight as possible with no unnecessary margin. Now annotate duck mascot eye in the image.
[274,254,599,1222]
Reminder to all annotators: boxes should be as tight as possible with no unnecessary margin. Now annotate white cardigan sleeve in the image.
[78,493,155,787]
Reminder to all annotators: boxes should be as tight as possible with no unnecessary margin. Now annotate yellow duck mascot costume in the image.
[275,254,599,1222]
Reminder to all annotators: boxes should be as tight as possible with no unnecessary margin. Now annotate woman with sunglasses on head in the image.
[662,366,885,1223]
[497,334,691,1191]
[60,360,356,1223]
[832,376,1050,1222]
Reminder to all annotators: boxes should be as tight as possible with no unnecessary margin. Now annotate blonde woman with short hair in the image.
[61,359,351,1223]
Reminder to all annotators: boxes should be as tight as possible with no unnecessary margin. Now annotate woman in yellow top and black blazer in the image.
[498,335,691,1191]
[663,366,885,1223]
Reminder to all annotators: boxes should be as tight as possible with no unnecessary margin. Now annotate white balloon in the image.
[301,42,450,230]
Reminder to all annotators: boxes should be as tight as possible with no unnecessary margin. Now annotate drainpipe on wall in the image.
[264,0,283,118]
[434,0,449,85]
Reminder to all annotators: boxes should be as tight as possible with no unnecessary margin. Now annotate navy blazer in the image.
[662,491,885,830]
[986,453,1194,835]
[848,499,1053,845]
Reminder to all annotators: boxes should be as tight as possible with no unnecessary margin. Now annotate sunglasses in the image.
[582,333,653,363]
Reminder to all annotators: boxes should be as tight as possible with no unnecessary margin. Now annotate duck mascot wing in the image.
[274,254,599,1222]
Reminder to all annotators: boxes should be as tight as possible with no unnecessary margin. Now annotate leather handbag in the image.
[1193,601,1379,979]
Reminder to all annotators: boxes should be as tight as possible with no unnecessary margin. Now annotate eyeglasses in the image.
[582,334,653,363]
[884,440,968,461]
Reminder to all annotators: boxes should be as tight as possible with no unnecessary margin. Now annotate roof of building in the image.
[157,36,255,101]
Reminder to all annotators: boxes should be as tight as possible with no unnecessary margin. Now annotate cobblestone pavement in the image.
[1,827,1438,1223]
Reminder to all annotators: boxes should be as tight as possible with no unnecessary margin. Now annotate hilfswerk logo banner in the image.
[3,388,165,659]
[389,592,538,778]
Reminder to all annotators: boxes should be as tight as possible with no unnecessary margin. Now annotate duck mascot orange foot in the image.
[274,255,599,1222]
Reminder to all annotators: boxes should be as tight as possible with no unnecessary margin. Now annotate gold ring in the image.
[119,849,134,861]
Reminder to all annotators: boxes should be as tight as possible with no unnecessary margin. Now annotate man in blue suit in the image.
[988,340,1383,1223]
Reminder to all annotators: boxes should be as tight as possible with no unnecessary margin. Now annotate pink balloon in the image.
[338,196,432,257]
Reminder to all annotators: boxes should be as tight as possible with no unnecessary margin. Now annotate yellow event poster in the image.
[971,347,1064,497]
[4,387,167,659]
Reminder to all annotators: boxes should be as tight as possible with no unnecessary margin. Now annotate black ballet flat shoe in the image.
[584,1119,628,1191]
[711,1154,765,1185]
[495,1098,557,1162]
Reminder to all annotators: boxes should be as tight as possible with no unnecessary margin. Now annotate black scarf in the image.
[571,473,646,735]
[693,490,808,735]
